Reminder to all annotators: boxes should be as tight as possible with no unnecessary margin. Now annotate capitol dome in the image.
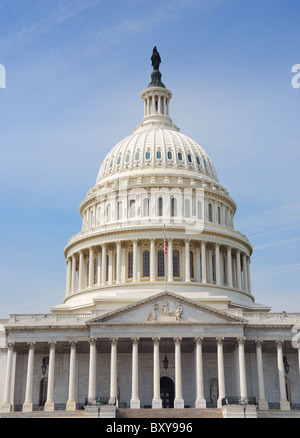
[56,51,266,315]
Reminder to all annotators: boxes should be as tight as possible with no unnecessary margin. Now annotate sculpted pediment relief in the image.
[87,292,246,326]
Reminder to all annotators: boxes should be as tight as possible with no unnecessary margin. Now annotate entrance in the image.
[160,376,174,408]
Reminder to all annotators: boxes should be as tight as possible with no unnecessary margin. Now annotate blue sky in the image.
[0,0,299,317]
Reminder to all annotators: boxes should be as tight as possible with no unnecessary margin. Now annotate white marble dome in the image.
[57,65,265,316]
[96,127,219,185]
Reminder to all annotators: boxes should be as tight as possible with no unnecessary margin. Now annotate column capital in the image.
[131,337,139,344]
[27,342,35,349]
[275,340,284,347]
[216,337,224,344]
[194,337,203,344]
[255,339,264,347]
[48,341,56,349]
[237,336,246,345]
[152,337,160,343]
[89,338,97,347]
[174,337,182,343]
[110,337,118,345]
[69,341,78,348]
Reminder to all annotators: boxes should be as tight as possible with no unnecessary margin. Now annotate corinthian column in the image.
[66,341,77,411]
[276,341,290,411]
[130,338,140,409]
[255,340,268,410]
[194,337,206,408]
[44,342,56,411]
[1,342,14,413]
[109,338,118,406]
[216,337,225,408]
[152,338,162,408]
[23,342,35,412]
[174,337,184,408]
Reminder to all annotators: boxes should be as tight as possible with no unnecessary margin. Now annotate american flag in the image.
[164,225,167,255]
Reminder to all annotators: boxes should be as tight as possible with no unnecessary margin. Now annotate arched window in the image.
[185,199,190,218]
[157,250,165,277]
[143,198,150,217]
[197,201,202,220]
[178,152,183,161]
[167,151,172,160]
[212,253,216,283]
[208,203,213,222]
[129,199,135,218]
[158,197,163,217]
[145,151,151,160]
[190,251,194,278]
[173,250,180,277]
[143,250,150,277]
[128,251,133,279]
[171,197,177,217]
[156,150,161,159]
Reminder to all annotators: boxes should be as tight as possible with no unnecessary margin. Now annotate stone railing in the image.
[243,312,300,324]
[9,313,92,325]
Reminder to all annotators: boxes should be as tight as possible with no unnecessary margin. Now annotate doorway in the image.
[160,376,174,408]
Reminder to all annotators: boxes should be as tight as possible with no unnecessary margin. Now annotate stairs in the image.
[117,408,222,418]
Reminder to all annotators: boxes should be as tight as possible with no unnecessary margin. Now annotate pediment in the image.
[87,292,247,326]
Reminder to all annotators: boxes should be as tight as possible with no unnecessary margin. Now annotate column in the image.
[130,338,140,409]
[247,257,251,293]
[255,340,268,410]
[150,239,155,282]
[78,250,84,290]
[101,244,106,286]
[88,247,94,288]
[185,240,191,282]
[242,253,248,292]
[226,246,233,288]
[276,340,290,411]
[194,337,206,408]
[167,238,173,282]
[1,342,14,413]
[236,250,242,289]
[66,257,72,295]
[216,337,226,408]
[201,241,207,283]
[110,338,118,405]
[44,342,56,411]
[133,239,138,282]
[116,241,121,284]
[237,337,247,401]
[215,243,221,285]
[71,254,77,292]
[66,341,77,411]
[152,338,162,408]
[97,249,101,286]
[174,338,184,408]
[23,342,35,412]
[88,338,97,399]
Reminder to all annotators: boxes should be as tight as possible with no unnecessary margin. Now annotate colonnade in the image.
[65,239,251,296]
[1,337,296,413]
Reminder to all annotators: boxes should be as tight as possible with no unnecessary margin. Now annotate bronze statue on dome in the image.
[151,46,161,71]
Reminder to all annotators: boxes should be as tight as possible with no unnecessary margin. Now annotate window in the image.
[157,250,165,277]
[171,197,177,217]
[125,154,130,163]
[128,251,133,279]
[129,199,135,218]
[187,154,192,163]
[173,250,180,277]
[178,152,183,161]
[190,251,194,278]
[185,199,190,218]
[143,250,150,277]
[167,151,172,160]
[203,159,207,168]
[135,152,140,161]
[208,203,213,222]
[212,253,216,283]
[117,156,121,165]
[143,198,150,217]
[157,150,161,159]
[158,197,163,216]
[145,151,150,160]
[196,156,200,165]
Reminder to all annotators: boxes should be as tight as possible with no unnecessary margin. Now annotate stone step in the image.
[116,408,222,418]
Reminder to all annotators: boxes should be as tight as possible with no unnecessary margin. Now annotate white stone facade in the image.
[1,57,299,418]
